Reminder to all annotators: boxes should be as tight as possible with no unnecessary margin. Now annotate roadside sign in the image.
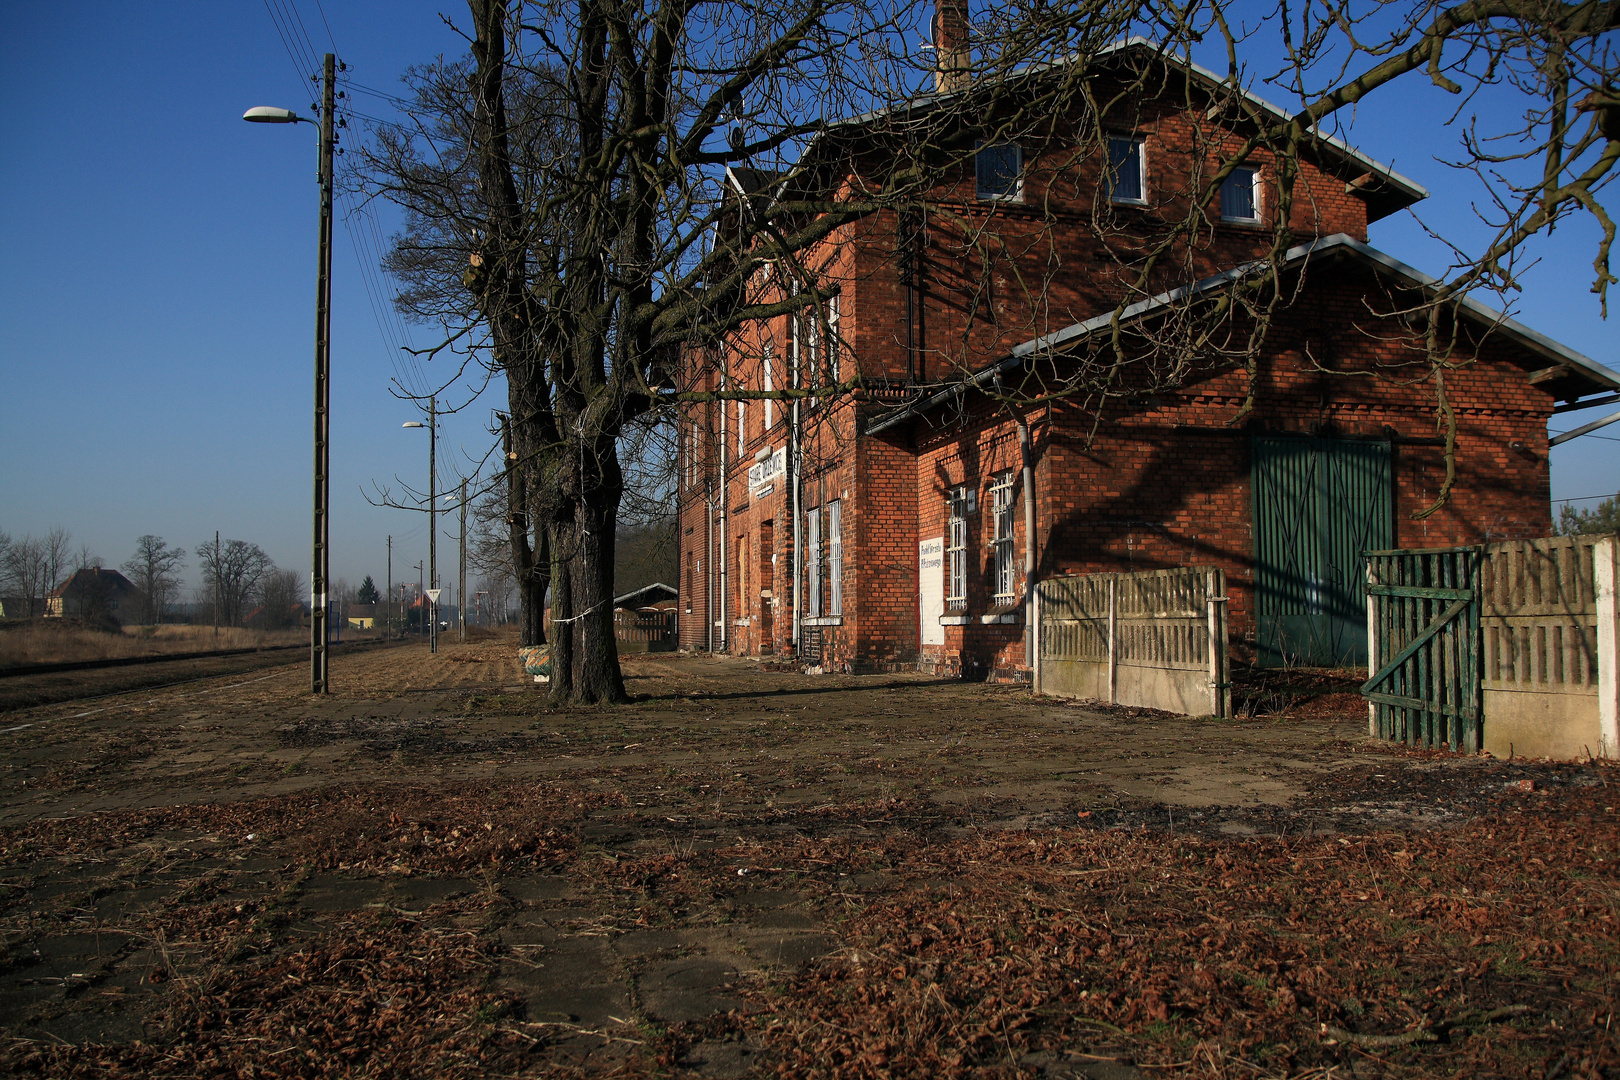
[426,589,442,603]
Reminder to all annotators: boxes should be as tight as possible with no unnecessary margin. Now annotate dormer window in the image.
[1106,136,1145,203]
[1220,166,1261,222]
[976,141,1022,201]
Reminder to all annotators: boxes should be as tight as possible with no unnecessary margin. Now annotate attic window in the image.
[975,142,1022,201]
[1220,166,1260,222]
[1106,136,1145,203]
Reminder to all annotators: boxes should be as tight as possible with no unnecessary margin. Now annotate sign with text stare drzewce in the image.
[748,447,786,495]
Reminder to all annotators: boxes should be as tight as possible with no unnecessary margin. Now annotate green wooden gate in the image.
[1252,435,1392,667]
[1362,547,1482,752]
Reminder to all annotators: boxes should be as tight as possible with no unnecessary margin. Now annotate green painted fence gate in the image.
[1252,435,1393,667]
[1362,547,1482,752]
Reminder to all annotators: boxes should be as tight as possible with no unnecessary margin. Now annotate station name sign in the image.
[748,447,786,495]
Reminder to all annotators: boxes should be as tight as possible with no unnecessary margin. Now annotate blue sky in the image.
[0,2,1614,599]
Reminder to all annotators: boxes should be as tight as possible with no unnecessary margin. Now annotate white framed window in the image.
[991,470,1016,604]
[827,499,843,615]
[946,486,970,609]
[736,399,745,454]
[1220,165,1261,222]
[763,341,775,429]
[824,295,840,386]
[805,506,822,619]
[975,141,1022,201]
[1106,135,1145,204]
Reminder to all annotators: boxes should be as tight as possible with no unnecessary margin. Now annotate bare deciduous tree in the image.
[195,539,274,628]
[121,535,185,625]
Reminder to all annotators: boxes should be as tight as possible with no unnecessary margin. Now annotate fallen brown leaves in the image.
[744,779,1620,1079]
[1,772,1615,1078]
[0,781,622,876]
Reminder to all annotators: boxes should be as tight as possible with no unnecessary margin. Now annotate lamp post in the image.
[402,395,437,653]
[243,52,337,694]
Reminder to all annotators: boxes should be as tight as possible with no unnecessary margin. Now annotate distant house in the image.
[0,597,30,620]
[348,602,378,629]
[45,568,145,627]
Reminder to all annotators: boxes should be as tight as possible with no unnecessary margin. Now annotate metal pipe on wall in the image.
[1019,418,1037,677]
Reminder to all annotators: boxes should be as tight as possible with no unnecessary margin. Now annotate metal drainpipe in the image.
[1019,418,1036,678]
[706,495,713,653]
[791,401,802,651]
[718,378,728,654]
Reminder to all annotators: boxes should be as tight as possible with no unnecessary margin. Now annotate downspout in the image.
[706,492,713,653]
[718,367,729,653]
[1019,417,1037,679]
[791,352,803,653]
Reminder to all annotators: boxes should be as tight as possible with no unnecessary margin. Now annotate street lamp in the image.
[402,395,437,653]
[243,52,337,695]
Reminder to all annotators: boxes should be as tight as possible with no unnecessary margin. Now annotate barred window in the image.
[947,487,969,609]
[762,341,775,429]
[976,142,1022,201]
[991,470,1016,604]
[805,506,822,619]
[827,499,843,615]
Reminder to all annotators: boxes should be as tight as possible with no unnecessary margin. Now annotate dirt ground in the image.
[0,631,1614,1079]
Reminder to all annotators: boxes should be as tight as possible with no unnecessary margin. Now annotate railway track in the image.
[0,637,411,713]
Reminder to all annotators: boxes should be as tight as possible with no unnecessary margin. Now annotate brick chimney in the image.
[933,0,970,94]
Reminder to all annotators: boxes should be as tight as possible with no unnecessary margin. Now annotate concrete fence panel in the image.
[1037,566,1228,716]
[1479,535,1617,759]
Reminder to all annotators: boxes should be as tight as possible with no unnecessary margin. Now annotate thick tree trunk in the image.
[503,413,549,646]
[545,437,628,705]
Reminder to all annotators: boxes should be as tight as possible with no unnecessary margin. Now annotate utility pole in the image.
[459,477,468,643]
[416,561,425,639]
[386,535,392,642]
[429,395,437,655]
[310,51,336,694]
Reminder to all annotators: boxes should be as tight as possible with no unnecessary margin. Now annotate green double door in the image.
[1252,435,1392,668]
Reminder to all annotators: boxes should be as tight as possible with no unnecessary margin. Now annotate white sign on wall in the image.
[919,537,944,646]
[748,446,787,494]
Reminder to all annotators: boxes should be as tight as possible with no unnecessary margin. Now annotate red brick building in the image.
[674,33,1619,677]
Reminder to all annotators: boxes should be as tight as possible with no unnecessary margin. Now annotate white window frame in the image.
[762,341,775,429]
[1220,165,1262,223]
[827,499,843,615]
[805,506,822,619]
[991,470,1017,604]
[1105,135,1146,205]
[824,294,840,387]
[975,141,1023,202]
[736,399,745,455]
[946,487,969,609]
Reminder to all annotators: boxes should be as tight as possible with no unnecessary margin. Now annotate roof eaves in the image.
[809,37,1426,210]
[864,233,1617,436]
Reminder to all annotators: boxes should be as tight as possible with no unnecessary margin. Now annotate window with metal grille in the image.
[827,499,843,615]
[947,487,968,609]
[763,341,774,428]
[805,506,822,619]
[1220,166,1259,222]
[975,142,1022,201]
[1106,136,1145,203]
[991,470,1016,603]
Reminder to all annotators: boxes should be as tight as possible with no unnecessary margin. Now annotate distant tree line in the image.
[0,528,347,631]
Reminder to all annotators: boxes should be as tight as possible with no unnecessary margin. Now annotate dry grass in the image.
[0,621,312,668]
